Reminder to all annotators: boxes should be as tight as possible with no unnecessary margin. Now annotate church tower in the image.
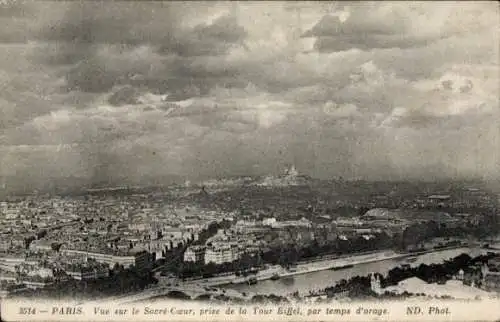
[481,263,489,288]
[370,273,382,294]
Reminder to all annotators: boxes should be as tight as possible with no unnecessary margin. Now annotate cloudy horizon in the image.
[0,1,499,193]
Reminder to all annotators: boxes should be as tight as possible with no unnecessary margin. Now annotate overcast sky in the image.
[0,1,498,191]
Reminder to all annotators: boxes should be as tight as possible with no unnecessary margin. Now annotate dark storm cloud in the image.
[302,13,400,38]
[35,2,181,45]
[384,110,448,129]
[34,43,95,66]
[65,57,119,93]
[39,16,135,45]
[302,6,452,53]
[33,2,246,55]
[158,15,248,57]
[107,86,140,106]
[125,64,246,101]
[31,3,248,95]
[29,3,172,92]
[302,13,409,52]
[311,34,433,53]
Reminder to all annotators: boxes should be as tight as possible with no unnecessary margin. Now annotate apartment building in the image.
[60,249,151,271]
[482,257,500,292]
[204,243,241,265]
[64,263,110,281]
[183,245,206,263]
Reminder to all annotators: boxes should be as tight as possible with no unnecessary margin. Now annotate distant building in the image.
[363,208,404,221]
[27,268,53,279]
[0,271,16,282]
[428,195,451,201]
[29,240,54,253]
[183,246,206,263]
[60,249,151,271]
[161,227,184,239]
[9,236,25,248]
[483,272,500,292]
[271,217,312,229]
[482,257,500,292]
[21,277,55,289]
[335,217,364,227]
[128,223,149,232]
[0,283,28,298]
[284,164,299,177]
[0,257,39,273]
[0,239,10,252]
[64,262,109,281]
[148,240,168,260]
[262,218,277,226]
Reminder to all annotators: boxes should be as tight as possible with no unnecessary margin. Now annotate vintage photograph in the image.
[0,1,499,321]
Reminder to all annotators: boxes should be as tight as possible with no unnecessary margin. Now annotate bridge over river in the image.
[84,281,252,305]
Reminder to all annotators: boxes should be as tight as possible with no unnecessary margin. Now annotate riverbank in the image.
[110,246,495,303]
[246,245,476,281]
[178,244,476,288]
[222,247,496,297]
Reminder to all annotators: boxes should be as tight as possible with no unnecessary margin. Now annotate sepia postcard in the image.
[0,1,499,321]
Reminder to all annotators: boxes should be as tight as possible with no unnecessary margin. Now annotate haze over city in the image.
[0,1,499,193]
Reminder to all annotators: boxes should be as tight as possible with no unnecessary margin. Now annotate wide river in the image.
[220,247,494,296]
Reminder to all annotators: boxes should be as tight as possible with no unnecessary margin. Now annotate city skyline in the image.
[0,1,499,193]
